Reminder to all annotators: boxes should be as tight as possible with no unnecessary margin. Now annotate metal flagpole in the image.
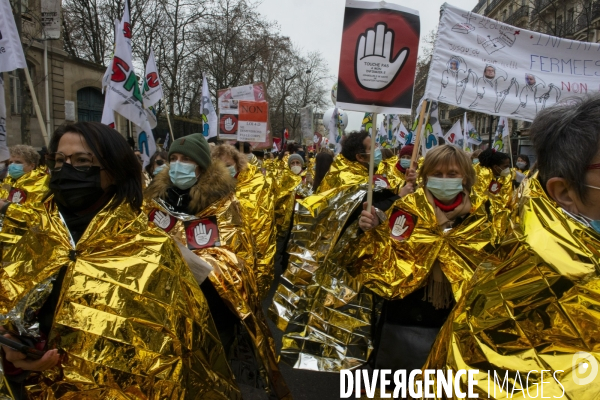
[366,112,378,213]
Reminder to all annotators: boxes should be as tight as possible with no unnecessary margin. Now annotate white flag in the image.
[444,119,464,148]
[395,121,410,146]
[104,3,147,127]
[0,0,27,72]
[100,97,115,129]
[328,107,342,154]
[0,76,10,161]
[493,116,510,151]
[142,48,163,109]
[135,118,156,168]
[201,75,217,139]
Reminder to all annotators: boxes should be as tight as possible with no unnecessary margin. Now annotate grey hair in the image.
[529,95,600,201]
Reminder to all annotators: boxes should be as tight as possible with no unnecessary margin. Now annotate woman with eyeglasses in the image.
[0,145,49,206]
[0,122,239,399]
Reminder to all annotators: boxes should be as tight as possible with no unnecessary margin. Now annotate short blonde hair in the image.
[211,143,247,172]
[9,145,40,167]
[420,145,475,191]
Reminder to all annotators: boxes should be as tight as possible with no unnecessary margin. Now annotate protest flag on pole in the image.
[142,48,164,109]
[0,0,27,72]
[105,2,147,127]
[443,119,464,148]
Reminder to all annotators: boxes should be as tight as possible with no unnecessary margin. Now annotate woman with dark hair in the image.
[516,153,530,172]
[144,150,168,177]
[312,152,334,191]
[0,122,239,399]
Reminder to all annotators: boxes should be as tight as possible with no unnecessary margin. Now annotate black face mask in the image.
[49,164,105,212]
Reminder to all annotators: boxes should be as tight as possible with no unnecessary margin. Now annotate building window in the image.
[8,71,22,114]
[503,9,507,21]
[509,5,513,16]
[8,68,34,115]
[521,0,526,6]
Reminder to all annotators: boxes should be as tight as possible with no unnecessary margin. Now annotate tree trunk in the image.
[18,69,32,145]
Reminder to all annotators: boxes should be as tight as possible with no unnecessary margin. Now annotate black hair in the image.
[312,152,334,191]
[341,131,369,162]
[50,122,143,212]
[478,147,510,169]
[530,95,600,201]
[234,142,252,154]
[145,150,168,175]
[286,142,299,154]
[516,154,530,171]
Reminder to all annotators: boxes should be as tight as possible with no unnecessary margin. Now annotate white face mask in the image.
[500,167,511,177]
[291,165,302,175]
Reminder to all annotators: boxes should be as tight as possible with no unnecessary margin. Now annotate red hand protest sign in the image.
[336,0,420,114]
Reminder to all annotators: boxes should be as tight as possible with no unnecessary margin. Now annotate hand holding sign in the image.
[224,117,236,131]
[194,223,212,246]
[153,211,171,230]
[391,214,409,237]
[356,23,409,90]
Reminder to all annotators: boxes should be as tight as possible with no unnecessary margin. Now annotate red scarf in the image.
[433,192,464,212]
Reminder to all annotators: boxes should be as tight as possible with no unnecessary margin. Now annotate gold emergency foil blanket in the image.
[0,198,240,399]
[472,164,515,236]
[269,155,370,333]
[376,155,406,192]
[0,167,50,205]
[145,197,291,400]
[276,186,502,372]
[236,163,277,299]
[274,169,302,239]
[423,176,600,399]
[316,154,368,194]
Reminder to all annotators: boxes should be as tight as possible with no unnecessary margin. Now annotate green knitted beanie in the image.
[168,133,211,170]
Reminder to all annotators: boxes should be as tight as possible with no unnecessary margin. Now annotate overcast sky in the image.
[256,0,477,130]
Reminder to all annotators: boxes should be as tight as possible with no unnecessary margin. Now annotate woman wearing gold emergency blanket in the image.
[0,145,49,206]
[275,143,503,372]
[0,123,239,399]
[424,96,600,398]
[144,133,291,399]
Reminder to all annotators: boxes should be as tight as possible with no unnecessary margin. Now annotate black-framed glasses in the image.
[46,152,95,171]
[155,159,165,166]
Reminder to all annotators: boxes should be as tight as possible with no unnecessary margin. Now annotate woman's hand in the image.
[358,202,380,231]
[405,167,417,186]
[399,182,415,198]
[1,334,60,372]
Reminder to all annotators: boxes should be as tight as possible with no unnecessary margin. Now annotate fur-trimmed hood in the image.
[144,160,237,214]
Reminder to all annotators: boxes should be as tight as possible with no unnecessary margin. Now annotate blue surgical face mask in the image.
[472,158,479,165]
[228,165,237,177]
[427,177,464,202]
[373,148,382,167]
[153,164,166,176]
[400,158,411,169]
[169,161,198,190]
[8,163,25,179]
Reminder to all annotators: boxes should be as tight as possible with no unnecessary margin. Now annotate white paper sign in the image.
[425,3,600,122]
[65,100,75,121]
[230,85,255,101]
[41,0,61,39]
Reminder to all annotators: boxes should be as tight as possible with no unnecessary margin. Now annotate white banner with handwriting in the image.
[424,3,600,121]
